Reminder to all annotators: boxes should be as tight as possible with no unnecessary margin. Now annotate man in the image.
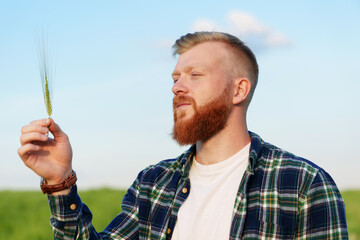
[18,32,348,239]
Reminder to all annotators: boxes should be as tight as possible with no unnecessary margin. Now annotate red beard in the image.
[172,86,232,145]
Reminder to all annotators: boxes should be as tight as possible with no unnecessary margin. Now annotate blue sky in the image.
[0,1,359,190]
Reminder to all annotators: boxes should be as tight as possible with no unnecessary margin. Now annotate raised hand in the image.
[18,118,73,185]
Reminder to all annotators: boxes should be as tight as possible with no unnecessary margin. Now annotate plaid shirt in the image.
[48,132,348,239]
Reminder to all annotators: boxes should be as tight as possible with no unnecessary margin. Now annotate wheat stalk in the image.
[37,32,54,118]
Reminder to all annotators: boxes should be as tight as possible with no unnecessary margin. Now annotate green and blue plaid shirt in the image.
[48,132,348,239]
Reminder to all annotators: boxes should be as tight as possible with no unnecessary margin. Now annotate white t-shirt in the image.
[172,143,250,240]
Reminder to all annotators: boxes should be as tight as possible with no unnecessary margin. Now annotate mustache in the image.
[173,95,196,109]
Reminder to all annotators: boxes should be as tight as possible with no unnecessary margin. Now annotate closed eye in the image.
[191,72,203,77]
[172,73,180,83]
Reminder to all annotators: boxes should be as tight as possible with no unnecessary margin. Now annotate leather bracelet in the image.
[40,171,77,194]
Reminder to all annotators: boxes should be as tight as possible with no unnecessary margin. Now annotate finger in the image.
[20,132,48,146]
[48,118,68,140]
[17,144,41,160]
[21,124,49,135]
[29,119,51,128]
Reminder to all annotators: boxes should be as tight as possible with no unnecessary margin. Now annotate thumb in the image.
[48,118,67,139]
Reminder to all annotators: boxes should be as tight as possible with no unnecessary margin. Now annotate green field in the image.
[0,189,359,239]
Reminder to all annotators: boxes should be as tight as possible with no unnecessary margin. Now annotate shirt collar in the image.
[177,145,195,179]
[177,131,264,178]
[248,131,263,174]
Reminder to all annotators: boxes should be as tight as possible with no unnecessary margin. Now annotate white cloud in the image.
[189,10,291,51]
[227,11,291,48]
[265,32,291,46]
[192,19,219,32]
[227,11,267,35]
[155,10,291,53]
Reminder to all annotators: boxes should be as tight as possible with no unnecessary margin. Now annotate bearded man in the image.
[18,32,348,239]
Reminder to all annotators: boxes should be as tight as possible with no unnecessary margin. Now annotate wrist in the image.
[46,169,73,185]
[41,170,77,195]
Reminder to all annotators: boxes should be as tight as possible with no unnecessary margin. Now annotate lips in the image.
[176,102,191,109]
[173,95,194,109]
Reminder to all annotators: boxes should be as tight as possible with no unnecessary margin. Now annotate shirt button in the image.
[182,187,188,194]
[70,204,77,210]
[167,228,171,234]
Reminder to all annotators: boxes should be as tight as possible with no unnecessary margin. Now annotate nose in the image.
[172,76,189,95]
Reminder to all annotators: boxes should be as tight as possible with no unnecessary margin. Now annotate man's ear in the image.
[232,77,251,105]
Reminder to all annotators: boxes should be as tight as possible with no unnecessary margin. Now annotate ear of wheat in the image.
[38,33,54,118]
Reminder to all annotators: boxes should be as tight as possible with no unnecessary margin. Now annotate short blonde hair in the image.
[172,32,259,103]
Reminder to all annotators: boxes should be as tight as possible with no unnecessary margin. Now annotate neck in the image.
[195,114,251,165]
